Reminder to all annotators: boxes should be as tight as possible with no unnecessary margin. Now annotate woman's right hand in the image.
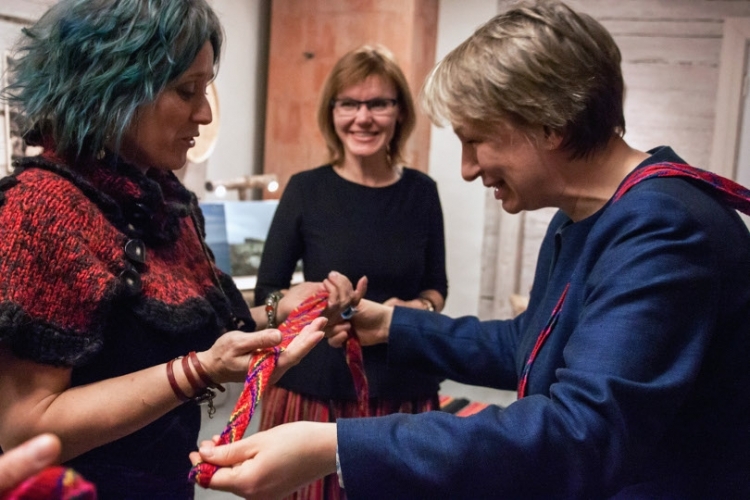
[198,317,327,384]
[327,299,393,348]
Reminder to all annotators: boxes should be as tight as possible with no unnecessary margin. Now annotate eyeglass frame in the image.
[330,97,399,116]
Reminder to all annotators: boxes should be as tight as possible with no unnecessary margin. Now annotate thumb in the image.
[0,434,61,491]
[353,276,368,306]
[245,328,282,349]
[199,438,254,466]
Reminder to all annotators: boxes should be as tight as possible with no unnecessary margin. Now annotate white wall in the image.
[429,0,498,317]
[207,0,269,195]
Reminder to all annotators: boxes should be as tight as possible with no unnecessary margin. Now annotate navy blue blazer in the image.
[337,147,750,499]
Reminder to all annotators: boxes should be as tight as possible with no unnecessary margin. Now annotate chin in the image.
[347,146,386,159]
[161,156,188,171]
[501,200,523,214]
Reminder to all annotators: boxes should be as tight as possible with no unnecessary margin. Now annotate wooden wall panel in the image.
[263,0,438,198]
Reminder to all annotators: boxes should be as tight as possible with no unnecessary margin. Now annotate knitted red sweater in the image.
[0,152,252,367]
[0,152,254,496]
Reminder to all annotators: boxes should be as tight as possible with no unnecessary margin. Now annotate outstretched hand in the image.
[271,316,326,384]
[199,317,326,385]
[189,422,338,500]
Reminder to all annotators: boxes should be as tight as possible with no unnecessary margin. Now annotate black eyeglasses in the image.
[331,98,398,116]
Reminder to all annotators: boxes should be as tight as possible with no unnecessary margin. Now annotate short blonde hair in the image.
[317,45,416,166]
[421,0,625,159]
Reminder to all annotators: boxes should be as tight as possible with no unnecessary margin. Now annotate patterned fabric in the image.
[344,330,369,416]
[518,161,750,399]
[0,151,254,495]
[259,386,439,500]
[190,291,331,487]
[0,465,96,500]
[517,284,569,398]
[0,151,248,368]
[614,161,750,208]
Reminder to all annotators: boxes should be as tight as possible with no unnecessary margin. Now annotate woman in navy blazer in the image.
[192,1,750,498]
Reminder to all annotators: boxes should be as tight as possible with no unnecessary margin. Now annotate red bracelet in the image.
[189,351,226,392]
[181,355,205,396]
[166,358,190,402]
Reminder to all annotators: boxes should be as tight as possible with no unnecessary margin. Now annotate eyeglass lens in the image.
[333,98,397,115]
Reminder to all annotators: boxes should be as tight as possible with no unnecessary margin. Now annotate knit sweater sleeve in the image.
[0,170,121,367]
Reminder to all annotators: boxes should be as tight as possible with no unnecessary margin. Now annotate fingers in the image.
[327,331,350,348]
[287,318,327,358]
[246,328,282,349]
[323,271,347,306]
[352,276,368,305]
[204,328,285,383]
[272,317,326,384]
[382,297,401,307]
[0,434,61,492]
[198,437,255,467]
[191,442,250,493]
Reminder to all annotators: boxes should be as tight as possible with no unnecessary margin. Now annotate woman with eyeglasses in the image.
[253,44,448,499]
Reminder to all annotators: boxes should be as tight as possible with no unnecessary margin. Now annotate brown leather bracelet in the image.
[188,351,226,392]
[166,358,190,402]
[181,355,205,395]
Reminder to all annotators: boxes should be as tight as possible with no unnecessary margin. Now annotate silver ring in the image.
[341,306,358,320]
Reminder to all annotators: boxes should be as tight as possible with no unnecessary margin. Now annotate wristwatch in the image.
[265,291,284,328]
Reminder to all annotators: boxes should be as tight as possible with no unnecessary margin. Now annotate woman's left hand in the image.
[322,271,367,324]
[189,422,338,500]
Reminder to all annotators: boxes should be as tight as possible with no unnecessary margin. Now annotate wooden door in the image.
[262,0,438,198]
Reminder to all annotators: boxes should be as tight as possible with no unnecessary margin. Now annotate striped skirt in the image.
[259,385,440,500]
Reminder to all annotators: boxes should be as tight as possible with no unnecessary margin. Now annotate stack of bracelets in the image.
[264,290,284,328]
[166,351,226,417]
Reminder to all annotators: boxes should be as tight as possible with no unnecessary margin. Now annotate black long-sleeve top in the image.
[255,165,448,400]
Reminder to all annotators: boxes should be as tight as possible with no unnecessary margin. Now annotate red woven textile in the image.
[190,291,368,487]
[0,465,96,500]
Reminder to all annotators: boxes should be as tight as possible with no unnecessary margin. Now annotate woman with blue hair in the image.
[0,0,360,497]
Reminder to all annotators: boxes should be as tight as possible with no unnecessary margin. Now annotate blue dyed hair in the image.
[1,0,223,161]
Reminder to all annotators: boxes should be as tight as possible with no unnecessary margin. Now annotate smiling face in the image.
[455,120,561,214]
[119,41,214,172]
[333,75,401,165]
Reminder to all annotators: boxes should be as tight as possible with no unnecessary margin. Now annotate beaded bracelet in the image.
[265,291,284,328]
